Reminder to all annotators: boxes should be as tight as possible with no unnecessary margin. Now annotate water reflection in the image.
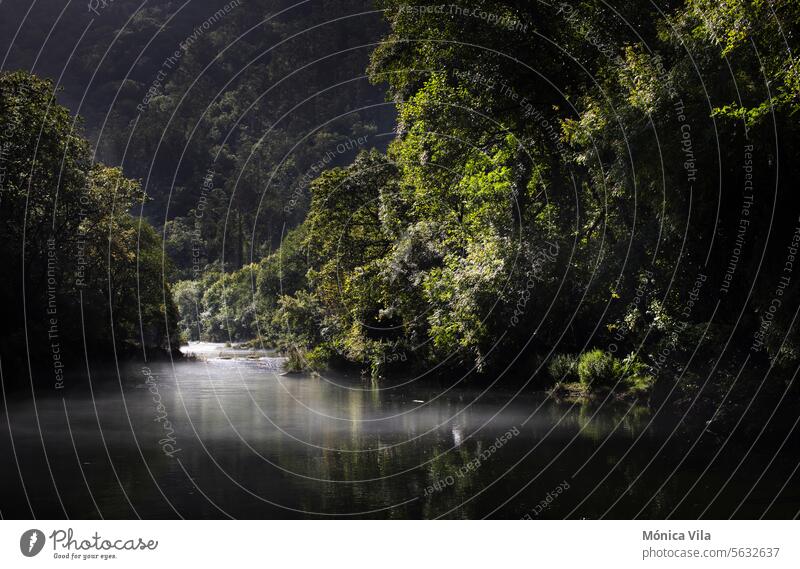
[0,347,796,518]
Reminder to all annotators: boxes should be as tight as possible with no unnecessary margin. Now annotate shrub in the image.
[283,345,307,373]
[621,353,655,396]
[548,353,579,383]
[172,280,203,342]
[304,345,332,370]
[577,349,622,391]
[272,290,323,346]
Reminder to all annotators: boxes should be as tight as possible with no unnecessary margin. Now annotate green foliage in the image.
[282,345,309,374]
[173,279,205,342]
[548,354,579,384]
[564,350,654,395]
[153,0,800,438]
[577,350,622,392]
[0,71,179,379]
[107,0,386,273]
[2,0,389,277]
[272,290,323,348]
[685,0,800,124]
[200,265,258,342]
[620,353,656,397]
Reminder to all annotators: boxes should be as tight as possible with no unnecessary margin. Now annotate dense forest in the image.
[1,0,390,384]
[3,0,800,437]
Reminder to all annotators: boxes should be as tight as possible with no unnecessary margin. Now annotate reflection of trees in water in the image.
[259,390,663,518]
[9,370,793,519]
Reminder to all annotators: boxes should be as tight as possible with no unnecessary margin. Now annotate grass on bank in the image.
[548,350,654,399]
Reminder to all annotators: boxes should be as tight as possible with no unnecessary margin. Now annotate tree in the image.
[0,70,180,387]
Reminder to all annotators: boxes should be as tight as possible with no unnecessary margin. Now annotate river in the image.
[0,342,795,518]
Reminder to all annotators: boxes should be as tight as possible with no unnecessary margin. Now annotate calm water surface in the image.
[1,343,796,518]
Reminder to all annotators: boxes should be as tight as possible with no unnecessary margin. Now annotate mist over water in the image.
[1,344,794,519]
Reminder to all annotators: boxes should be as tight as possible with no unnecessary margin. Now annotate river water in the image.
[0,343,796,518]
